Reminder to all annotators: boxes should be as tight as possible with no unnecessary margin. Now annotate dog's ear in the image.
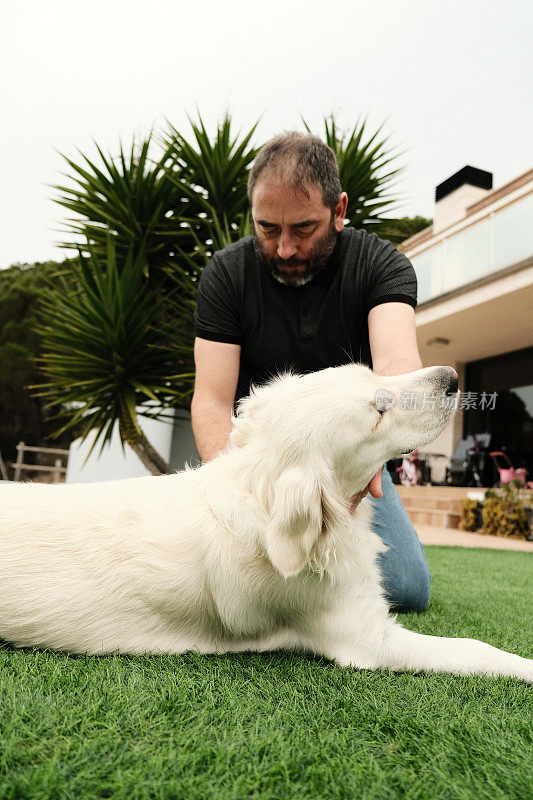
[265,467,325,578]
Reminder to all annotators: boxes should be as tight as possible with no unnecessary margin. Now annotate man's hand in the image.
[348,466,383,514]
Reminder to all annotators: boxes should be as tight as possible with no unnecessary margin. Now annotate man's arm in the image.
[190,337,241,462]
[368,302,422,376]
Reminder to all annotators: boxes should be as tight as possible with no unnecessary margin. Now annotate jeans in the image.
[368,466,431,613]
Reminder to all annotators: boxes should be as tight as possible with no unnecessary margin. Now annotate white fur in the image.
[1,364,531,681]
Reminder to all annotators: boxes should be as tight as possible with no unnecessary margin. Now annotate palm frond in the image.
[35,241,193,453]
[303,115,406,241]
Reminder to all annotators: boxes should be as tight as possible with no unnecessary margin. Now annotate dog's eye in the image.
[374,390,395,415]
[369,402,385,429]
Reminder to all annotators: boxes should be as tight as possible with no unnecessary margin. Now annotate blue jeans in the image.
[368,466,431,613]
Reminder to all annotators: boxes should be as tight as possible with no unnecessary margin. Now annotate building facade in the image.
[402,165,533,482]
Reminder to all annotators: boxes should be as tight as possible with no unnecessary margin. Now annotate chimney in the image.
[433,166,493,234]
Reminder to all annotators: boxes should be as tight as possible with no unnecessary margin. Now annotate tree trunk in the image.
[119,405,173,476]
[127,429,174,475]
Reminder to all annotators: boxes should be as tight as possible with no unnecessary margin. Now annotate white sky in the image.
[1,0,532,268]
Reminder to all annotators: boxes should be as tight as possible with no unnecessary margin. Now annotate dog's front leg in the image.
[377,624,533,681]
[302,604,533,681]
[301,594,394,669]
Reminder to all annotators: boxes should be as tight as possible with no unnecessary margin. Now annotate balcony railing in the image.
[410,190,533,304]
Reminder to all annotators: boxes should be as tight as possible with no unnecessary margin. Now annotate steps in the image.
[395,485,489,529]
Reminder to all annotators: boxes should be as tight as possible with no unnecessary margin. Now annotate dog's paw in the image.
[480,649,533,683]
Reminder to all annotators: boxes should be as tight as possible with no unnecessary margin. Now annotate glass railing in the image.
[410,191,533,303]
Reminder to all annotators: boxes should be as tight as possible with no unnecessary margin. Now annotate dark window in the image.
[464,346,533,478]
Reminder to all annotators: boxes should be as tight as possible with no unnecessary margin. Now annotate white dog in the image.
[1,364,531,681]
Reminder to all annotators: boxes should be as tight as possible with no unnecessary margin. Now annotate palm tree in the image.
[37,241,192,475]
[44,115,257,473]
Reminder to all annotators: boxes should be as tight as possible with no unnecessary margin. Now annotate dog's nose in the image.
[445,378,459,397]
[443,367,459,396]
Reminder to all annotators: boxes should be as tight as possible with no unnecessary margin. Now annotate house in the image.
[402,165,533,482]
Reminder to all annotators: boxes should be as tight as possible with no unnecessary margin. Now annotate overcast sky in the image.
[1,0,532,268]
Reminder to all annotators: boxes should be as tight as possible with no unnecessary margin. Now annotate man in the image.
[191,132,430,612]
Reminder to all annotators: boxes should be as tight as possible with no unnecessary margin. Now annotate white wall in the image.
[66,414,174,483]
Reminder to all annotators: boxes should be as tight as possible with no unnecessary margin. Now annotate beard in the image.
[253,217,338,287]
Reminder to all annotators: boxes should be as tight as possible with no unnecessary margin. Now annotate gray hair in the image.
[247,132,342,213]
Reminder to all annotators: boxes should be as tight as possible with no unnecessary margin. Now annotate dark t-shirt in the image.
[194,227,417,402]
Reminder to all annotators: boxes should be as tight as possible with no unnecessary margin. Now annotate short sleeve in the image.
[194,255,242,344]
[364,236,417,314]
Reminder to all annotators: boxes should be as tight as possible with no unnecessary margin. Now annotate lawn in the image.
[0,546,531,800]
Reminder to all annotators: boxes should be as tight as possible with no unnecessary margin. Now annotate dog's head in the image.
[230,364,458,577]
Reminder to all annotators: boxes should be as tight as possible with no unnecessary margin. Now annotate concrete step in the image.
[394,485,475,529]
[399,495,462,512]
[396,484,532,531]
[405,506,461,529]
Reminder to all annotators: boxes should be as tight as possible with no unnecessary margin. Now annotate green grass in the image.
[0,547,531,800]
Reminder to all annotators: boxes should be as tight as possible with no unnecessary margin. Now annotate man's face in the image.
[251,175,348,287]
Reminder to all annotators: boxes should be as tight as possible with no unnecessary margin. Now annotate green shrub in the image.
[459,498,482,531]
[481,483,529,539]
